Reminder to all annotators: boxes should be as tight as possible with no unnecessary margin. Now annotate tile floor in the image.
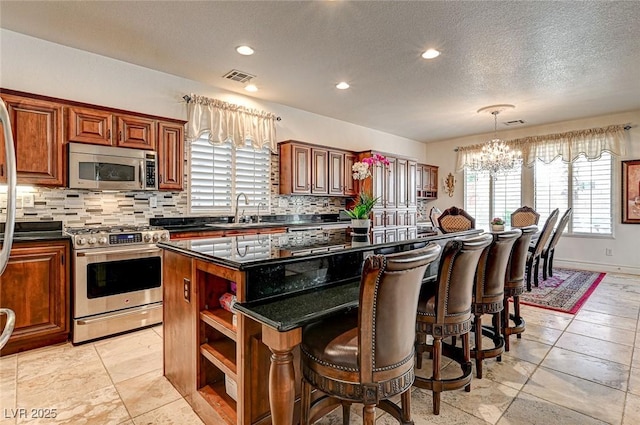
[1,272,640,424]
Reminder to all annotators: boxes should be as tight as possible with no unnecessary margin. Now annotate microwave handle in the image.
[139,160,144,189]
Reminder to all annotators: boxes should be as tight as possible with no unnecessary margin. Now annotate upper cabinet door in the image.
[344,153,357,197]
[311,149,328,194]
[68,106,113,145]
[292,144,311,194]
[396,158,408,207]
[407,160,417,207]
[0,94,64,186]
[328,151,345,196]
[116,115,156,150]
[385,158,397,208]
[158,121,184,191]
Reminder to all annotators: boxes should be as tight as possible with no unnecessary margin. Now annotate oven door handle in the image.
[77,247,161,257]
[76,303,161,325]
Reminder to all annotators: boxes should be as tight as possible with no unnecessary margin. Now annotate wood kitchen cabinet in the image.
[360,151,418,242]
[68,106,156,150]
[417,163,439,199]
[158,121,185,190]
[0,240,70,356]
[278,140,356,196]
[0,92,65,186]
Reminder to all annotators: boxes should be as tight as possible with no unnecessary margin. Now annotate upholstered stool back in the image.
[437,206,475,233]
[542,208,572,279]
[527,208,559,290]
[503,225,538,351]
[300,243,441,425]
[413,233,492,415]
[471,229,521,378]
[510,206,540,227]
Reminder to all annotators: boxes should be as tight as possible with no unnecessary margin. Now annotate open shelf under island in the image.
[159,228,481,425]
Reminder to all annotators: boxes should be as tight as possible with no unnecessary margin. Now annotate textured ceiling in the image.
[1,1,639,143]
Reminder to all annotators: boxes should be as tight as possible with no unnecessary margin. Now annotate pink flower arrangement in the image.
[346,154,390,219]
[491,217,505,225]
[352,153,390,180]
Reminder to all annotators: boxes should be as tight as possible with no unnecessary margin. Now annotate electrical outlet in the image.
[605,248,613,256]
[22,193,35,208]
[278,198,287,208]
[183,278,191,302]
[149,195,157,208]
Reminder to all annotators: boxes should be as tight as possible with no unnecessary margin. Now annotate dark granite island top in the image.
[158,228,480,327]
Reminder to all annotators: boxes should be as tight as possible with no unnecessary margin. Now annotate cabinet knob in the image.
[107,129,111,140]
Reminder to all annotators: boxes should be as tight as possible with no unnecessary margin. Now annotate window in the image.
[190,134,271,213]
[464,167,522,229]
[535,152,612,235]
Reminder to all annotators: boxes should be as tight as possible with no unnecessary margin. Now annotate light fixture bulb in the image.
[244,82,258,92]
[421,49,440,59]
[336,82,350,90]
[236,45,255,56]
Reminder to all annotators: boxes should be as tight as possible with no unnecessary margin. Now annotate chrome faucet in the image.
[235,193,249,223]
[256,202,267,223]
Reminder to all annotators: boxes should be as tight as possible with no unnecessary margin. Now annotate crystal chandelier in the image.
[471,104,521,177]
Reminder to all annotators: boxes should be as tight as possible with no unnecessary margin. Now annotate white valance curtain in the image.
[185,94,278,152]
[456,124,628,172]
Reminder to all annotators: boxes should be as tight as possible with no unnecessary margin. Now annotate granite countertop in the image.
[233,280,361,331]
[150,214,348,233]
[0,221,69,242]
[159,228,481,270]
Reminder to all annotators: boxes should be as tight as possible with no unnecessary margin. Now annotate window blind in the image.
[493,168,522,226]
[464,170,490,229]
[190,134,271,213]
[464,168,521,229]
[535,152,611,235]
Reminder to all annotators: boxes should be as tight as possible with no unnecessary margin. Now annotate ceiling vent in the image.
[222,69,256,83]
[503,119,526,126]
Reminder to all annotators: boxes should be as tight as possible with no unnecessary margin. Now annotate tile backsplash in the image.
[0,154,348,227]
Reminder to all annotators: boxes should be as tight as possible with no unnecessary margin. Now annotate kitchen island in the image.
[159,228,480,425]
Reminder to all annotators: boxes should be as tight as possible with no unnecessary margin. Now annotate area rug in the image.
[518,268,606,314]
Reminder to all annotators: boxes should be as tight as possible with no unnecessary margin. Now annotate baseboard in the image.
[554,259,640,276]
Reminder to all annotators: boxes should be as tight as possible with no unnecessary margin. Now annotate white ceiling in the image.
[1,1,639,143]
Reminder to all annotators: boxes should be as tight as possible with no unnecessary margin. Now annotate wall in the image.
[0,29,426,225]
[424,110,640,275]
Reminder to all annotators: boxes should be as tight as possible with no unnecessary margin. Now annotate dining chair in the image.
[429,206,442,231]
[437,206,475,233]
[510,206,540,227]
[470,229,521,378]
[502,225,538,351]
[541,208,572,280]
[413,233,493,414]
[300,243,441,425]
[526,209,559,290]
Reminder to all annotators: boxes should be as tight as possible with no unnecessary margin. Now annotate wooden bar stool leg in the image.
[474,315,483,379]
[363,404,375,425]
[432,337,442,415]
[401,389,412,423]
[463,332,471,392]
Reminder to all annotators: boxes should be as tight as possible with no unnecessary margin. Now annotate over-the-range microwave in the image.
[68,142,157,191]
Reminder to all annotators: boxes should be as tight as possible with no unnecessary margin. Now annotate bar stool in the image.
[300,244,441,425]
[502,225,538,351]
[470,229,520,378]
[413,233,493,415]
[527,209,558,290]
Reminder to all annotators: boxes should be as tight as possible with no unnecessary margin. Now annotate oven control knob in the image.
[88,237,97,245]
[152,233,160,242]
[160,233,168,241]
[77,237,86,246]
[143,234,152,242]
[98,237,108,245]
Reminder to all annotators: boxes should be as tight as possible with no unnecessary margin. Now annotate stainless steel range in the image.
[66,225,169,343]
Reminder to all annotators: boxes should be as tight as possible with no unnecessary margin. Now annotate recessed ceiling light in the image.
[421,49,440,59]
[244,82,258,92]
[336,82,350,90]
[236,45,255,56]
